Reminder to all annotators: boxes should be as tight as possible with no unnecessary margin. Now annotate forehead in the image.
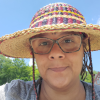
[34,31,80,38]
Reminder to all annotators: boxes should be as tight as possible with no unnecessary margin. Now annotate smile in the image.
[50,67,67,72]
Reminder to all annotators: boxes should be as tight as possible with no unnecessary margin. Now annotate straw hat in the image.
[0,2,100,58]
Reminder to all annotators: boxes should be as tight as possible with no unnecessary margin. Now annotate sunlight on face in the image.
[34,32,84,90]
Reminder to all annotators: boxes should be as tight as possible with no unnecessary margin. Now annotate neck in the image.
[39,79,85,100]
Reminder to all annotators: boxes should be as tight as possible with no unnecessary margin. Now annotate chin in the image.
[47,76,72,90]
[51,81,69,91]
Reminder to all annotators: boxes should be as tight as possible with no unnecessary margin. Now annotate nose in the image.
[48,43,65,60]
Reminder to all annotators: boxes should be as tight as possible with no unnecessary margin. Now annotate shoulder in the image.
[81,81,100,100]
[0,83,7,100]
[0,79,37,100]
[82,81,100,94]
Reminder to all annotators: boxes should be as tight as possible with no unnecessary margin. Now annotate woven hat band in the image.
[29,3,86,28]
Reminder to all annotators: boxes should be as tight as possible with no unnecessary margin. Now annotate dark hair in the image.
[81,34,95,100]
[80,38,88,81]
[80,33,92,81]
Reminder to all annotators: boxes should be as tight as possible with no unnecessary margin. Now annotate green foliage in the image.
[30,61,40,80]
[0,55,40,85]
[0,55,13,84]
[84,72,92,83]
[35,67,40,80]
[80,71,98,83]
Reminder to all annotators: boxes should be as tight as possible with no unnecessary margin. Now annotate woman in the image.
[0,2,100,100]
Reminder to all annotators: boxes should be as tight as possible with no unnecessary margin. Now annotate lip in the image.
[50,67,67,72]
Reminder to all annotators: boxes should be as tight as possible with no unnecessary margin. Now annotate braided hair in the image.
[81,35,95,100]
[30,33,95,100]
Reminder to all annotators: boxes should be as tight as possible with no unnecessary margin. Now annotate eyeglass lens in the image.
[31,35,81,54]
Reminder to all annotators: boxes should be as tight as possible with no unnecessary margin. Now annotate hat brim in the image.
[0,23,100,58]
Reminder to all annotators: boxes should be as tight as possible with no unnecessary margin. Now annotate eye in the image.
[64,39,72,43]
[39,42,48,46]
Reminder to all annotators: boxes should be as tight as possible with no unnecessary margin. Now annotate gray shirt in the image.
[0,79,100,100]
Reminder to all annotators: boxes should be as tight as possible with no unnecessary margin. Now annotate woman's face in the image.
[34,32,84,89]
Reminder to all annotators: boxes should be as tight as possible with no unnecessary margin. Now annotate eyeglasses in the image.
[29,34,83,54]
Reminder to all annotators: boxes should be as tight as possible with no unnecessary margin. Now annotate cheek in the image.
[73,57,83,74]
[67,50,83,76]
[35,54,48,77]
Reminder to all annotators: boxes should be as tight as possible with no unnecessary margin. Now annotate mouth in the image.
[49,67,67,72]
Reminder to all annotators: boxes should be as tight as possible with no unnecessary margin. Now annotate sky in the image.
[0,0,100,71]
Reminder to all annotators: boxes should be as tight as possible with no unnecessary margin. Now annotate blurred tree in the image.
[0,55,13,84]
[30,62,40,80]
[0,55,40,85]
[80,70,98,83]
[86,70,98,83]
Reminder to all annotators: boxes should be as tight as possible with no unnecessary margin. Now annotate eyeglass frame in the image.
[29,34,84,54]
